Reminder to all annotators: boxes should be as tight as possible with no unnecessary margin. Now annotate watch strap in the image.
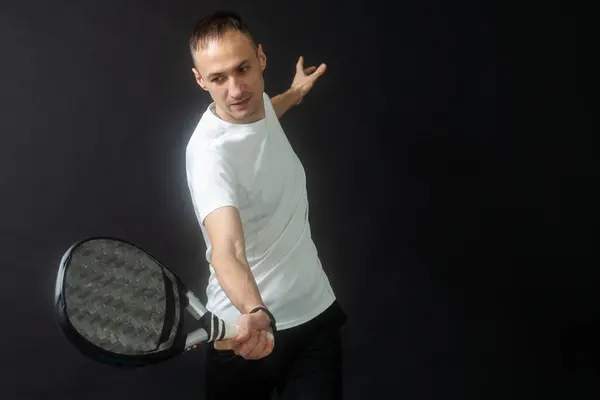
[249,306,277,333]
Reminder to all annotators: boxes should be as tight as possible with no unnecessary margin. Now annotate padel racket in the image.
[54,236,237,367]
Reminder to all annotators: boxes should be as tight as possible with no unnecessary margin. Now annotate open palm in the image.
[291,56,327,103]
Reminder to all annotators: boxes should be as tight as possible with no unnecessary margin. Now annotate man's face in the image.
[192,30,267,124]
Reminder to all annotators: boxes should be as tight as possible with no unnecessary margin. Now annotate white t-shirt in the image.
[185,92,335,330]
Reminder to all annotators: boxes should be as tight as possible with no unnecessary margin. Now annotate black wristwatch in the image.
[249,306,277,333]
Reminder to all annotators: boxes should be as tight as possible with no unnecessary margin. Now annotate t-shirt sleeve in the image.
[187,149,239,225]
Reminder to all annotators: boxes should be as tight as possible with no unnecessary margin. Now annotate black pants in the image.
[205,300,347,400]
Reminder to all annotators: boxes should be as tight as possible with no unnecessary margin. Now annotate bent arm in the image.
[271,88,302,119]
[204,206,265,314]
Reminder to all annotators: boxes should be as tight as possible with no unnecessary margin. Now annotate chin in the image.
[231,105,257,119]
[230,109,250,120]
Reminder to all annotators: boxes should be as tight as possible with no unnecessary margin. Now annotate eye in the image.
[212,76,224,84]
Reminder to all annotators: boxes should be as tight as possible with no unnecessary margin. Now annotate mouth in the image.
[231,96,251,106]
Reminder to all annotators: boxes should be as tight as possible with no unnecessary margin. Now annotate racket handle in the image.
[221,321,238,340]
[200,312,238,342]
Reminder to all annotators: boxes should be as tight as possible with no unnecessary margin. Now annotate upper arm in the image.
[187,149,238,222]
[204,206,247,265]
[186,149,245,264]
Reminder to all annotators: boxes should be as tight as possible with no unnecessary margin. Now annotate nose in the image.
[228,77,245,99]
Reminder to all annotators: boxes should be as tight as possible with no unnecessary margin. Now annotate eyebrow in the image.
[206,60,250,80]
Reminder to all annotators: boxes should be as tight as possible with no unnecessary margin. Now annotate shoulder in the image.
[186,111,226,160]
[186,131,235,181]
[187,109,220,143]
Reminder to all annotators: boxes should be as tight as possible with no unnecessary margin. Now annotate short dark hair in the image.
[189,11,257,54]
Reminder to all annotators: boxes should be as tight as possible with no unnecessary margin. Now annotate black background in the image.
[1,1,595,399]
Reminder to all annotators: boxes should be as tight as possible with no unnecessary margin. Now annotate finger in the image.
[246,330,269,359]
[233,318,251,344]
[304,66,317,75]
[235,335,254,356]
[249,330,275,360]
[312,63,327,78]
[241,331,262,359]
[296,56,304,73]
[258,332,275,359]
[214,338,236,351]
[265,331,275,356]
[236,330,259,357]
[260,331,275,358]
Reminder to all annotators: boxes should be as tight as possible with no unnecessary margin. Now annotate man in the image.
[185,11,346,399]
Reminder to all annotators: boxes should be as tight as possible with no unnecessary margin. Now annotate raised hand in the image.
[290,56,327,104]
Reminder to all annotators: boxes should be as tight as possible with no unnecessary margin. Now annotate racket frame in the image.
[54,236,236,367]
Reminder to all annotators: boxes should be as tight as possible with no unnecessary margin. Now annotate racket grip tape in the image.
[200,312,238,342]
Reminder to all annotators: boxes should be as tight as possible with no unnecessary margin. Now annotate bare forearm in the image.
[271,88,302,119]
[212,255,265,314]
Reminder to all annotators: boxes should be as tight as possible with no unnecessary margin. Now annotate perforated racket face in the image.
[57,238,182,357]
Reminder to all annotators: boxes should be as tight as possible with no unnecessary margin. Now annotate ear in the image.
[192,68,208,91]
[257,44,267,72]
